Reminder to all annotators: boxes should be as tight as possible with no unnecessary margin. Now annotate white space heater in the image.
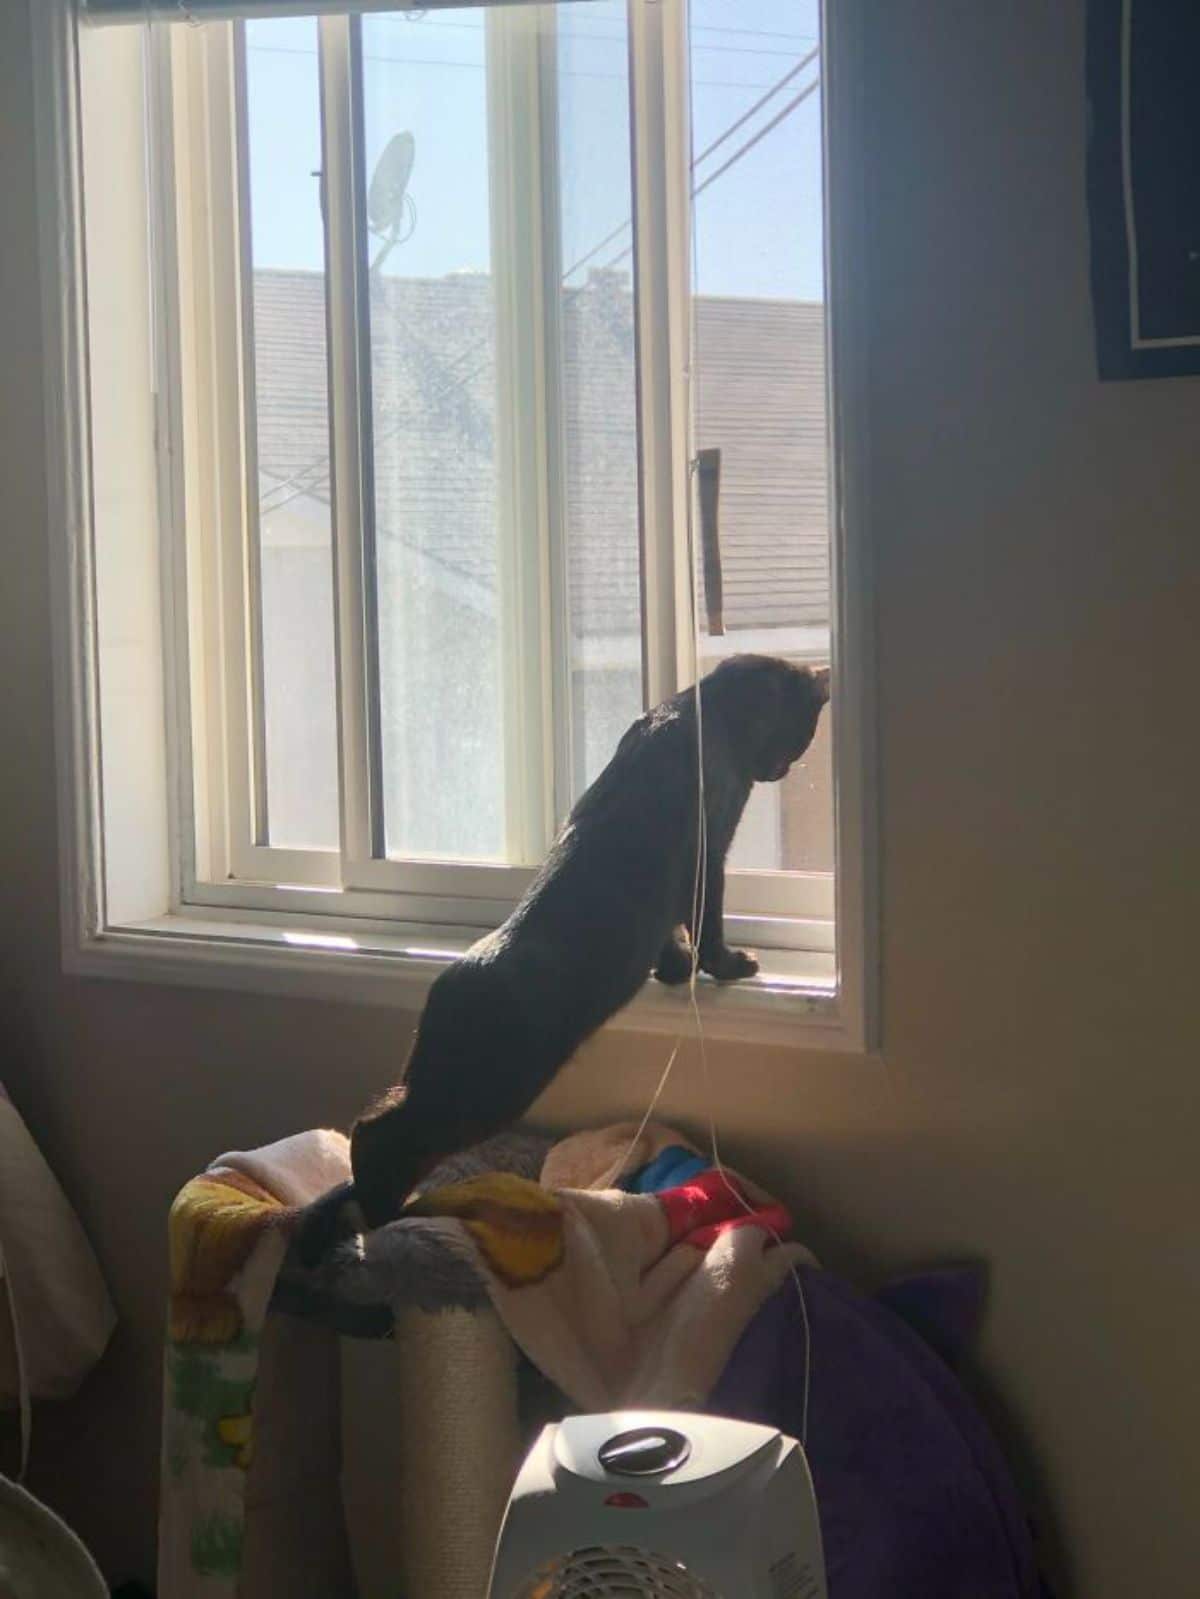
[487,1411,827,1599]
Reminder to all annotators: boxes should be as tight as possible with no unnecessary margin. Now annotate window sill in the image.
[66,912,860,1051]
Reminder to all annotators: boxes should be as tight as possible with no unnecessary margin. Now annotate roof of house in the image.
[252,267,829,638]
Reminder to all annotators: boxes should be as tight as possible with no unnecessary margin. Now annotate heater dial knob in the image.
[598,1426,692,1477]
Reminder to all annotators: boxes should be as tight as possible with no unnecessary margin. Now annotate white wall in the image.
[2,2,1199,1594]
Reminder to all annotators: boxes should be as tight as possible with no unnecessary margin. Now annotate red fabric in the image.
[658,1169,792,1250]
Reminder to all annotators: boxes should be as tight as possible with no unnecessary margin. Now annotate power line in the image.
[363,15,819,47]
[260,322,491,513]
[602,77,821,270]
[261,71,820,512]
[692,43,819,169]
[690,25,817,41]
[248,43,796,91]
[559,47,817,283]
[695,78,820,201]
[259,51,821,515]
[261,346,498,516]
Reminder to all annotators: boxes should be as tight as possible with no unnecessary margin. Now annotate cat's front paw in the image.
[700,944,759,983]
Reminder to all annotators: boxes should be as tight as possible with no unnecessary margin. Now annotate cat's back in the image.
[426,697,696,1041]
[570,698,695,834]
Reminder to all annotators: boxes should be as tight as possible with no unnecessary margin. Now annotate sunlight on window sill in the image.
[76,911,848,1050]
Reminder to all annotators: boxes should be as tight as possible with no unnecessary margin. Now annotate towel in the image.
[160,1129,555,1599]
[159,1130,355,1599]
[158,1120,807,1598]
[407,1150,812,1410]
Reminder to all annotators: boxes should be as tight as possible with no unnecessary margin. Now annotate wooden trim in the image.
[32,0,106,965]
[821,0,879,1050]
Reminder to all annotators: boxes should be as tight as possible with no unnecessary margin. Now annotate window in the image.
[37,0,873,1049]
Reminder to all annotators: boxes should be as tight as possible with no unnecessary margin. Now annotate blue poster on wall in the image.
[1087,0,1200,379]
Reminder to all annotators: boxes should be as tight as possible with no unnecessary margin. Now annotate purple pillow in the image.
[707,1267,1041,1599]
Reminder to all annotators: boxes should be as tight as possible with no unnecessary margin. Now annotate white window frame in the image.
[33,0,877,1052]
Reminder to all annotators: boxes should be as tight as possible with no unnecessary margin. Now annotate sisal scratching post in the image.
[241,1313,355,1599]
[393,1306,522,1599]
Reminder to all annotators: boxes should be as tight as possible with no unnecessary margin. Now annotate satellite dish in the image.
[368,131,416,238]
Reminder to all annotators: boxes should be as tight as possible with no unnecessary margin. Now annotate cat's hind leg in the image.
[653,927,694,985]
[294,1179,367,1267]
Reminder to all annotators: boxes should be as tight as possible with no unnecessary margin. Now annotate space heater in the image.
[487,1411,827,1599]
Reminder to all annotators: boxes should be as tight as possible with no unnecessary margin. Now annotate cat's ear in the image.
[810,665,831,705]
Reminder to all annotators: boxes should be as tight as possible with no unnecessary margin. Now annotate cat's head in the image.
[705,654,829,783]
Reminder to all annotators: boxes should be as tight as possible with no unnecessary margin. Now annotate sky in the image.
[244,0,825,302]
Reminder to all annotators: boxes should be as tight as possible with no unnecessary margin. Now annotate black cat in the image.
[298,654,828,1261]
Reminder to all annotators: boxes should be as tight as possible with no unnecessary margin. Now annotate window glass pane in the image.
[361,10,504,862]
[557,1,644,799]
[244,17,340,851]
[689,0,833,873]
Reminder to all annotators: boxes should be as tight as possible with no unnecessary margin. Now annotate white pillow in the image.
[0,1085,116,1473]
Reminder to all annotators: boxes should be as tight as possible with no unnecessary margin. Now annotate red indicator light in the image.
[604,1492,649,1509]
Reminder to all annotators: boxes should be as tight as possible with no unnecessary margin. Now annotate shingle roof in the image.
[252,268,829,636]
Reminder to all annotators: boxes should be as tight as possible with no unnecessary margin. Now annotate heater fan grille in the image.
[514,1545,721,1598]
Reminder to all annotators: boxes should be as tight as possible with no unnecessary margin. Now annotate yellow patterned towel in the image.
[405,1173,564,1288]
[160,1130,353,1599]
[159,1121,802,1598]
[416,1125,812,1415]
[167,1173,283,1345]
[161,1135,561,1599]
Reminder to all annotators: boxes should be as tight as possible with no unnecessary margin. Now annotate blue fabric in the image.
[620,1145,710,1194]
[1088,0,1200,378]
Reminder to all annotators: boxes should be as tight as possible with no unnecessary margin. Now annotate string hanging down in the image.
[610,441,814,1448]
[611,0,815,1448]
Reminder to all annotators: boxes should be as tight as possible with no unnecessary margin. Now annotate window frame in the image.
[33,0,876,1052]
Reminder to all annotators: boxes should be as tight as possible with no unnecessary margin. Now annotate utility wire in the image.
[561,44,818,284]
[260,50,821,515]
[251,42,801,86]
[600,77,820,271]
[692,43,818,170]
